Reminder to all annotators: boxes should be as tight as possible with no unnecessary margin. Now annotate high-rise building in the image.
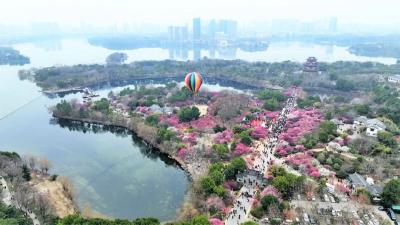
[168,25,189,42]
[182,25,189,41]
[193,18,201,40]
[329,17,338,33]
[208,19,217,38]
[168,26,174,41]
[226,20,237,38]
[174,26,181,41]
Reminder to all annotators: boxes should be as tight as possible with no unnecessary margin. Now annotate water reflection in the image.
[45,118,189,220]
[51,118,185,170]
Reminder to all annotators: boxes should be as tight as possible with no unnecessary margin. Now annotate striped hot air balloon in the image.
[184,72,203,94]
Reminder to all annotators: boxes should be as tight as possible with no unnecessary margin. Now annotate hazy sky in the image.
[1,0,399,26]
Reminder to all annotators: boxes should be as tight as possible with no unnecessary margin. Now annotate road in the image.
[225,90,298,225]
[0,176,41,225]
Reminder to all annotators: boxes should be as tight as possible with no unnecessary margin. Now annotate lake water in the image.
[0,40,189,221]
[0,38,396,220]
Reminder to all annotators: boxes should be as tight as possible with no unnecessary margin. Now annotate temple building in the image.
[303,57,319,72]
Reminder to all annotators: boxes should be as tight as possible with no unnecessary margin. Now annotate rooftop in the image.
[354,116,386,129]
[389,74,400,80]
[348,173,383,196]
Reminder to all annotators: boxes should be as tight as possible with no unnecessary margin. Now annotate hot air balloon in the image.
[184,72,203,94]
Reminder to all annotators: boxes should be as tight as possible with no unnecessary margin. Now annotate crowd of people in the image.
[225,90,298,225]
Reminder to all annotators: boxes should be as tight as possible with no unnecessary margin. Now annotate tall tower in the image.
[193,18,201,40]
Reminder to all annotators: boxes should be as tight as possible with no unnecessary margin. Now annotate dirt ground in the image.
[195,104,208,116]
[34,178,77,218]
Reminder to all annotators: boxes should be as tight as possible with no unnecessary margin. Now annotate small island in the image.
[20,57,400,97]
[0,47,30,65]
[349,43,400,59]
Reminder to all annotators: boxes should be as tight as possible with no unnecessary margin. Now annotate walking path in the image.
[225,90,298,225]
[0,176,41,225]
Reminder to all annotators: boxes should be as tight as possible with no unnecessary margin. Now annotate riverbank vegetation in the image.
[349,43,400,58]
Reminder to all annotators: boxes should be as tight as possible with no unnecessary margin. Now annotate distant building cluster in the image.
[168,18,238,43]
[354,116,386,137]
[333,116,387,138]
[168,26,189,42]
[388,74,400,84]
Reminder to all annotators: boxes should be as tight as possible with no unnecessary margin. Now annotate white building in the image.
[388,75,400,84]
[353,116,386,137]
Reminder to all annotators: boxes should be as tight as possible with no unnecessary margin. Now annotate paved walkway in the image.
[0,176,40,225]
[225,91,298,225]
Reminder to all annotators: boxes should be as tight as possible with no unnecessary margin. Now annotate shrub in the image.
[178,106,200,122]
[213,125,226,133]
[212,144,229,157]
[145,114,160,126]
[250,206,264,219]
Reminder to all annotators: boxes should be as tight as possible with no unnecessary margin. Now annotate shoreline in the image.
[53,114,207,221]
[52,115,207,181]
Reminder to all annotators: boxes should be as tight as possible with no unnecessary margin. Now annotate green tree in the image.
[241,221,259,225]
[22,164,31,181]
[200,177,216,195]
[381,179,400,207]
[354,104,371,116]
[260,195,280,210]
[225,157,246,179]
[377,131,397,148]
[240,136,252,146]
[145,114,160,127]
[270,165,287,177]
[0,202,32,225]
[168,87,191,103]
[212,185,226,197]
[93,98,110,112]
[178,106,200,122]
[263,98,279,111]
[209,170,224,186]
[190,215,210,225]
[250,206,264,219]
[212,144,229,157]
[336,78,355,91]
[258,89,285,102]
[55,100,72,116]
[272,173,304,199]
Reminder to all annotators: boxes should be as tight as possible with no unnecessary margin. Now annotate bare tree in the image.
[22,154,37,171]
[33,194,54,223]
[4,161,22,182]
[38,157,52,174]
[28,155,37,171]
[14,183,33,210]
